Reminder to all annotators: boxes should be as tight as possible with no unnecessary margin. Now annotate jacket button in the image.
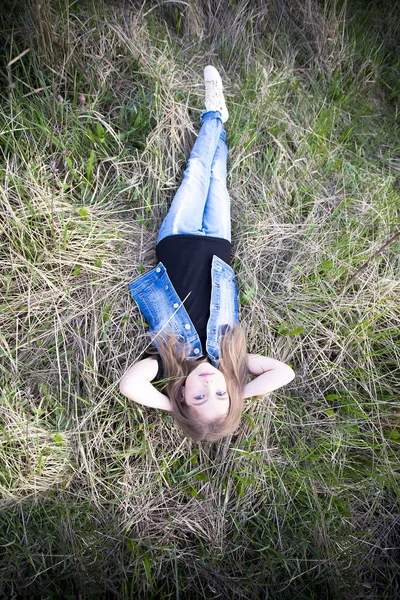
[156,267,161,273]
[193,348,200,355]
[165,285,169,290]
[184,324,190,330]
[173,303,179,308]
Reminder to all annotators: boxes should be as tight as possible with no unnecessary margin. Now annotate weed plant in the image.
[0,0,399,598]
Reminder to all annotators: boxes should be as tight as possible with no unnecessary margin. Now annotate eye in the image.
[216,391,227,397]
[194,395,205,400]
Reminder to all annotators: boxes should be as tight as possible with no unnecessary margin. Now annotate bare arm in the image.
[243,354,295,399]
[119,357,173,411]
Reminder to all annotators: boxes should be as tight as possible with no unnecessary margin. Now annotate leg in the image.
[157,111,224,243]
[201,133,231,241]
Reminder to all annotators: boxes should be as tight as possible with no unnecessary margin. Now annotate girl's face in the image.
[183,361,229,422]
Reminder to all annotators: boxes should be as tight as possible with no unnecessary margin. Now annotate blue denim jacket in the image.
[129,255,239,367]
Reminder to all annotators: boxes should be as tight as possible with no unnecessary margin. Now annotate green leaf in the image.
[54,433,63,445]
[126,539,136,552]
[288,326,304,336]
[79,207,88,219]
[277,323,289,335]
[96,122,105,138]
[143,555,152,584]
[94,257,102,268]
[86,150,95,182]
[318,259,333,273]
[86,127,98,143]
[332,497,351,517]
[325,409,336,416]
[326,393,340,401]
[240,286,256,305]
[72,266,81,275]
[102,304,110,322]
[237,482,245,497]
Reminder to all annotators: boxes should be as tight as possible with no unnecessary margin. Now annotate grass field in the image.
[0,0,399,598]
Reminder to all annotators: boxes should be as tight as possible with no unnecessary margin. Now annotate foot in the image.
[204,65,229,123]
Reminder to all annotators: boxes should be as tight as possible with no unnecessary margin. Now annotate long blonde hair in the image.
[153,326,248,441]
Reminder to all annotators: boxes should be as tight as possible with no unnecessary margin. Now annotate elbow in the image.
[284,365,295,384]
[119,377,129,398]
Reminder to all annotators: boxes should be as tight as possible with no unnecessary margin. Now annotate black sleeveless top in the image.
[142,234,232,379]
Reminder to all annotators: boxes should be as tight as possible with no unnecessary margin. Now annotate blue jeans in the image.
[157,111,231,243]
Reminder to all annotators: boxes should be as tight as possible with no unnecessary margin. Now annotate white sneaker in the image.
[204,65,229,123]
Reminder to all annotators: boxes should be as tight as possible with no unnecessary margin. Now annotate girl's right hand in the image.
[119,358,173,411]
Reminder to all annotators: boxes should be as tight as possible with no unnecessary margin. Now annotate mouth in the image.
[199,372,214,377]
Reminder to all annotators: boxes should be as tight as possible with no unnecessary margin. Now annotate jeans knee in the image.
[186,156,208,175]
[210,164,227,182]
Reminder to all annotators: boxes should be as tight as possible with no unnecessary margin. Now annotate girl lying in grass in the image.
[120,66,295,441]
